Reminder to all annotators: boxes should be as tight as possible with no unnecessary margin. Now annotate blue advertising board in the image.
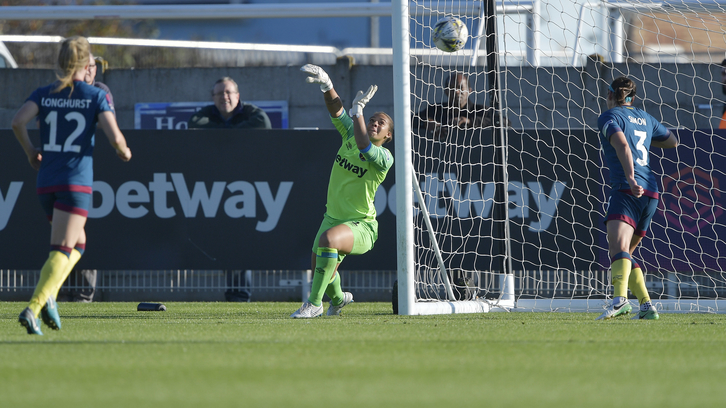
[134,100,289,130]
[596,129,726,273]
[644,129,726,272]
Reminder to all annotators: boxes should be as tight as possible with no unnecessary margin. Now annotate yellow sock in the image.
[628,263,651,305]
[28,251,70,316]
[611,257,632,299]
[52,249,82,299]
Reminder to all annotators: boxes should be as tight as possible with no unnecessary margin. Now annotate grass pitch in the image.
[1,302,725,408]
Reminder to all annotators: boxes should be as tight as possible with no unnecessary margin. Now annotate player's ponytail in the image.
[609,76,637,106]
[53,36,90,95]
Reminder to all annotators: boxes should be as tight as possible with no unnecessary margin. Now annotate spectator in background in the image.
[413,72,506,140]
[85,54,114,113]
[188,75,269,302]
[719,59,726,129]
[57,54,111,303]
[188,77,271,129]
[57,53,112,303]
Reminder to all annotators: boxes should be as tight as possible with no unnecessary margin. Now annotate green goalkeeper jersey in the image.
[327,111,393,221]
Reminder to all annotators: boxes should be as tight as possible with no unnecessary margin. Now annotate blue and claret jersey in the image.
[27,80,112,193]
[597,105,670,195]
[327,110,393,221]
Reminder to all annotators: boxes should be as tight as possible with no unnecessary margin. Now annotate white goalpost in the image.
[393,0,726,315]
[394,0,514,315]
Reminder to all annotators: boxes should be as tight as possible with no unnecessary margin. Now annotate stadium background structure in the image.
[1,60,725,132]
[5,2,726,313]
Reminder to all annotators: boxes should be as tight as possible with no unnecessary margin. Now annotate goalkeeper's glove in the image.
[300,64,333,92]
[349,85,378,118]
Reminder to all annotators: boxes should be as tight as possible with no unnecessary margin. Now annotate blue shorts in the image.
[605,190,658,237]
[38,191,92,221]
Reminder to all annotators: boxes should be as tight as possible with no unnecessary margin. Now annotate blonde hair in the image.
[53,36,90,95]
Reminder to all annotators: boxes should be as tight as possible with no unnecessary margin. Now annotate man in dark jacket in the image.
[188,77,271,129]
[413,73,507,140]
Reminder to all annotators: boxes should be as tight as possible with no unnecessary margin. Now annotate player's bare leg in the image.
[292,225,353,318]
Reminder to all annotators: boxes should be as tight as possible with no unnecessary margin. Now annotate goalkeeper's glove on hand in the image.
[349,85,378,118]
[300,64,333,92]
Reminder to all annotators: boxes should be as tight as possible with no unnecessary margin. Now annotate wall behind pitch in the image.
[4,128,724,273]
[0,62,722,132]
[1,128,596,271]
[0,129,399,270]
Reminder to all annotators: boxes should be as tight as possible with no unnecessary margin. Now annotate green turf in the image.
[1,302,725,408]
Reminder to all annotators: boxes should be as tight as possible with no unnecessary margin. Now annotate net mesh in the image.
[407,0,726,311]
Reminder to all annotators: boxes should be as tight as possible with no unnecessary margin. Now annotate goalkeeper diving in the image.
[291,64,394,318]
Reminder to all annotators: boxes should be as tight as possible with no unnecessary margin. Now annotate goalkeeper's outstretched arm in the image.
[350,85,378,150]
[300,64,344,117]
[323,89,344,118]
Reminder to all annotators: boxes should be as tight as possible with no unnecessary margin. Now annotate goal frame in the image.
[392,0,726,315]
[392,0,514,315]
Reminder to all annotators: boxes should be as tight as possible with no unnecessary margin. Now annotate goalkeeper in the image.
[596,76,677,320]
[291,64,394,318]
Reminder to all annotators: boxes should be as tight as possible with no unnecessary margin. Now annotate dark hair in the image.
[609,76,636,105]
[212,77,239,94]
[445,72,469,90]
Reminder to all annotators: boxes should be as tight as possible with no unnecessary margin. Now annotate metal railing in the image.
[0,269,397,302]
[4,269,720,301]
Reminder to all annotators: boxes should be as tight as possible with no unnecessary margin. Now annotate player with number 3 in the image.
[596,76,678,321]
[12,36,131,334]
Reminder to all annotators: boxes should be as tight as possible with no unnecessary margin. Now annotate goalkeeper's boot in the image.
[632,306,660,320]
[595,299,632,320]
[41,296,61,330]
[19,308,43,335]
[327,292,354,316]
[290,302,323,319]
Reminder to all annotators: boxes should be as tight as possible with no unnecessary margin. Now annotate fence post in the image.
[302,269,312,302]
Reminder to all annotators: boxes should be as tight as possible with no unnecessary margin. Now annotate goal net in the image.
[392,0,726,314]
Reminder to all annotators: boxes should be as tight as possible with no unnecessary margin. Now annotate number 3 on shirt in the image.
[43,110,86,153]
[633,129,648,166]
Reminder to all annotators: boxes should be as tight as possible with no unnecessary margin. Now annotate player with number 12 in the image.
[12,36,132,335]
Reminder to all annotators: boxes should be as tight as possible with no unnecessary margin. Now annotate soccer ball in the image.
[432,17,468,52]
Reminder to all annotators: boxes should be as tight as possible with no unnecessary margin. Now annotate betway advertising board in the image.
[2,130,337,270]
[5,128,717,271]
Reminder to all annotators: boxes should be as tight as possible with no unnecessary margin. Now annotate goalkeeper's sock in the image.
[52,246,84,299]
[28,250,71,316]
[325,273,345,306]
[308,247,338,307]
[611,252,632,299]
[628,260,651,306]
